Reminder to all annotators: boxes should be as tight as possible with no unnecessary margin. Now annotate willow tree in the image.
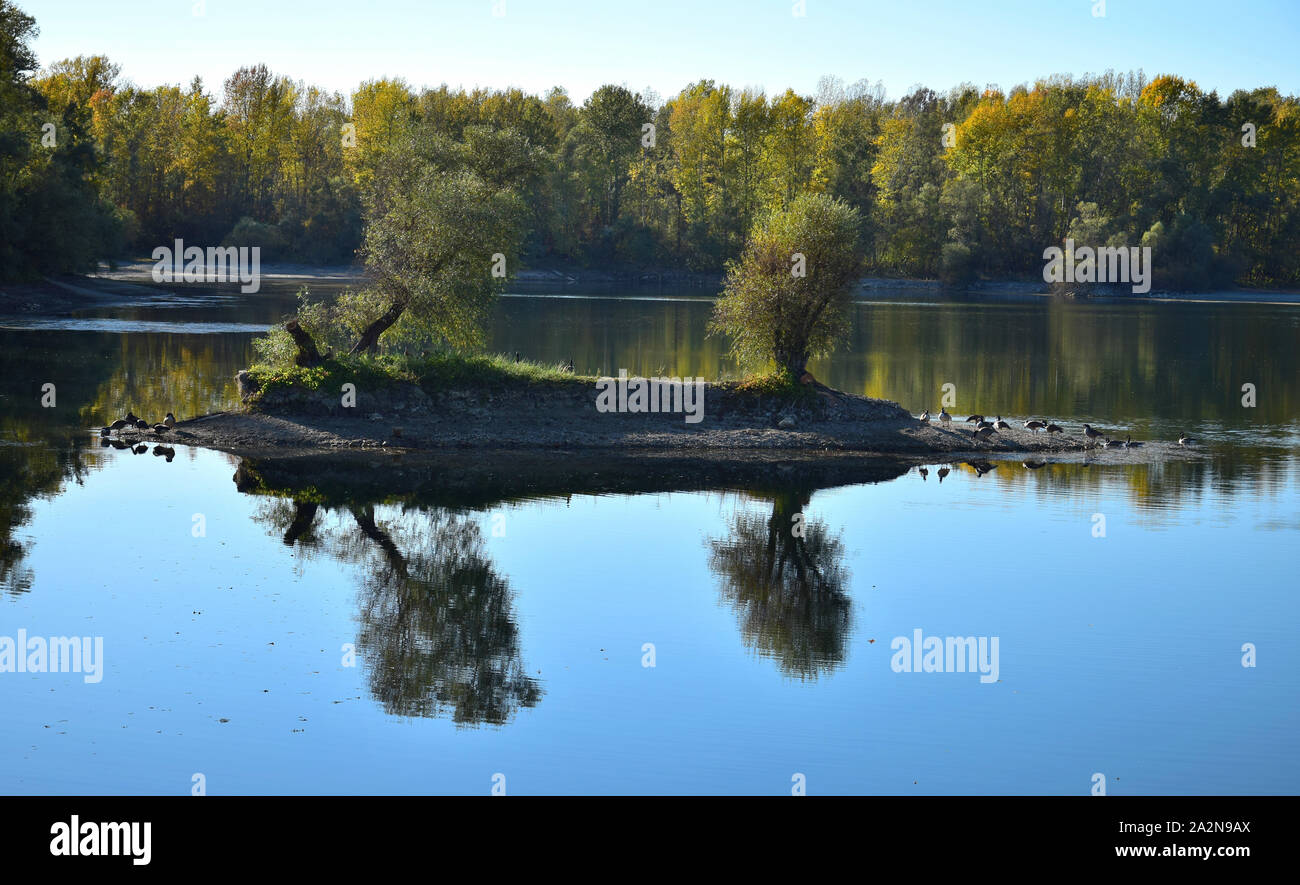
[710,192,863,380]
[350,173,523,353]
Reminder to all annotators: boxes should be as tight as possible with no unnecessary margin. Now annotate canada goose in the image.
[1045,422,1063,434]
[919,467,928,480]
[919,409,931,423]
[135,419,149,430]
[1022,459,1047,469]
[1179,434,1195,446]
[972,426,998,442]
[164,412,176,428]
[975,419,994,431]
[939,407,952,426]
[993,416,1010,431]
[564,357,575,373]
[1082,423,1104,443]
[109,419,128,430]
[966,414,984,424]
[99,426,111,437]
[514,351,521,363]
[1024,419,1046,433]
[937,466,950,482]
[124,411,138,423]
[1104,438,1124,448]
[1124,435,1143,449]
[152,423,170,434]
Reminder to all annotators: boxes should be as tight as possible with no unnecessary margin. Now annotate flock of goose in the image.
[97,410,179,461]
[917,407,1197,448]
[99,410,176,437]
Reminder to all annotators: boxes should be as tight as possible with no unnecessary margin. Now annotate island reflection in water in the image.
[228,452,908,722]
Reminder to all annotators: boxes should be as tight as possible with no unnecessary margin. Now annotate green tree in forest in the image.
[572,84,650,229]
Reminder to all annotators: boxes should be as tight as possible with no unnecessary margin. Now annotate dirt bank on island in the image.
[117,372,1199,464]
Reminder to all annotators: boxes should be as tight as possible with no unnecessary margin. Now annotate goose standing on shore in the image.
[993,416,1010,431]
[966,414,984,424]
[1045,422,1063,434]
[1024,419,1046,433]
[1082,423,1104,444]
[919,409,931,423]
[164,412,176,428]
[972,426,998,443]
[939,407,952,427]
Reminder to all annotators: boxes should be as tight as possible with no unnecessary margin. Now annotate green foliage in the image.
[711,193,864,377]
[222,216,288,261]
[246,349,586,401]
[354,141,528,351]
[0,1,121,279]
[733,369,819,401]
[939,242,974,286]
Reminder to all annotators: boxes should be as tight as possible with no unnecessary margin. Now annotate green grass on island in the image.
[244,352,822,405]
[246,352,595,402]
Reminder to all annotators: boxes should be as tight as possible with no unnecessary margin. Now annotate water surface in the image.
[1,283,1296,794]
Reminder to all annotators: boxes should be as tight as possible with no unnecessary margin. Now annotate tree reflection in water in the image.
[352,507,542,725]
[708,489,852,680]
[257,498,542,726]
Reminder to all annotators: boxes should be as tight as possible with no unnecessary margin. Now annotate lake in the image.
[1,281,1297,794]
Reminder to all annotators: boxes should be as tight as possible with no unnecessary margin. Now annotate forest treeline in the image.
[2,0,1298,287]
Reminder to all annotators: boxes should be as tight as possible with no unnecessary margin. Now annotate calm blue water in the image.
[1,285,1297,794]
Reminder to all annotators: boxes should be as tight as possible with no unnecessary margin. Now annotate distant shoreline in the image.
[4,264,1300,318]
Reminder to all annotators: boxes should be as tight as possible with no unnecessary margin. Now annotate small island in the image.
[73,194,1159,462]
[117,193,1184,463]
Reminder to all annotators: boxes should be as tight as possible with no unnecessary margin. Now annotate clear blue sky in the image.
[20,0,1300,104]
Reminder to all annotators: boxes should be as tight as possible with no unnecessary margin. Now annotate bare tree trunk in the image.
[285,319,323,367]
[349,297,409,355]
